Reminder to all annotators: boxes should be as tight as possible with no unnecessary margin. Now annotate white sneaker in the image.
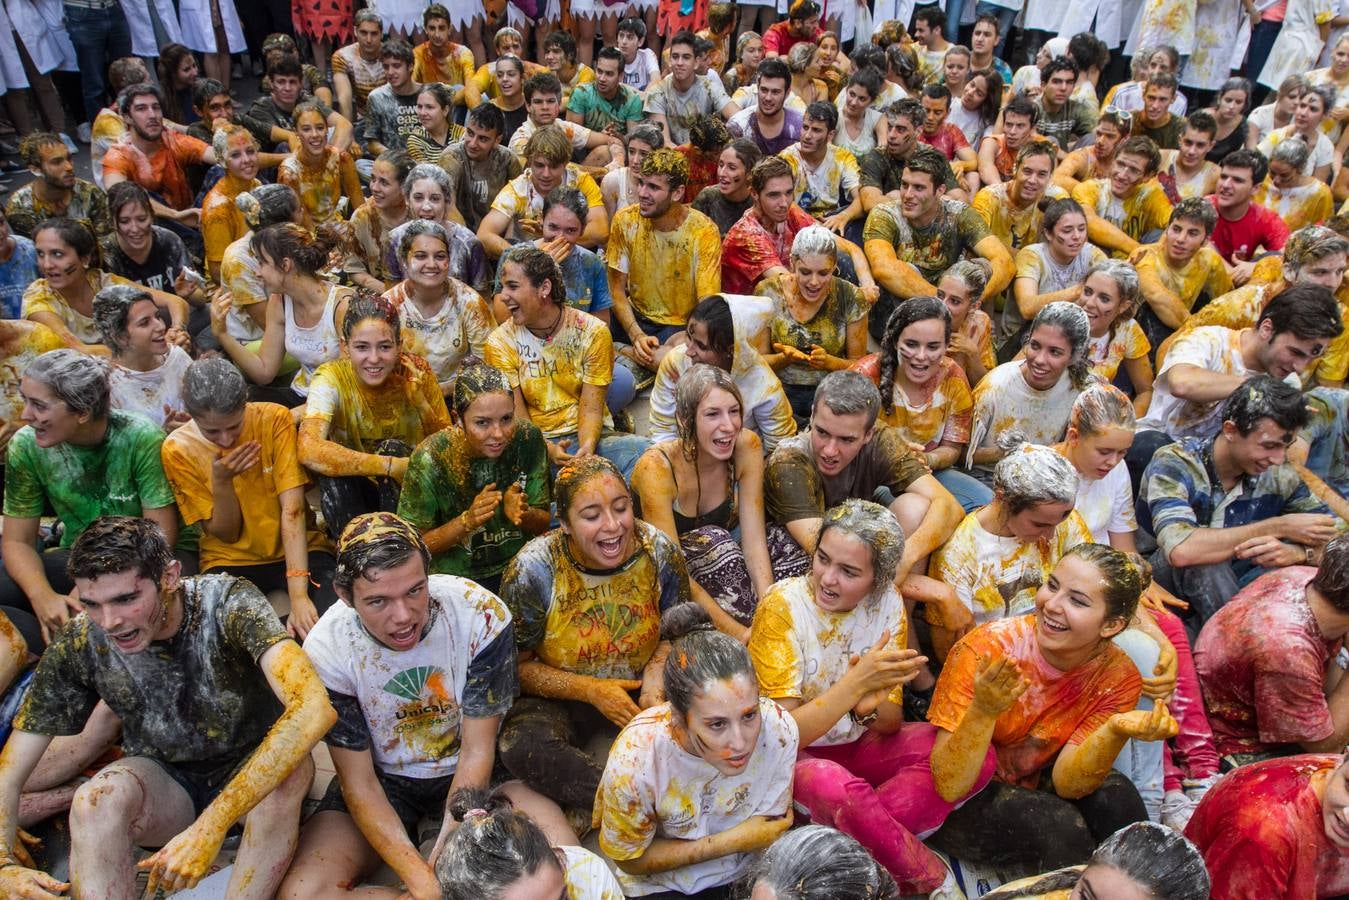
[929,867,966,900]
[1183,774,1220,805]
[59,133,78,154]
[76,122,91,144]
[1160,789,1195,831]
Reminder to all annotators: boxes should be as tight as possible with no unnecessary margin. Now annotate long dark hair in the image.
[878,297,951,415]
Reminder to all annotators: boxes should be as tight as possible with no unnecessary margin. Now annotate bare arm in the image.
[973,235,1015,301]
[1123,353,1153,416]
[1085,211,1139,256]
[1164,362,1252,405]
[976,137,1004,187]
[278,486,319,640]
[298,416,405,480]
[326,111,355,152]
[1136,259,1194,329]
[894,473,963,581]
[575,382,606,457]
[209,293,288,385]
[865,239,939,298]
[580,206,610,250]
[477,209,515,259]
[1012,277,1082,321]
[25,310,108,356]
[611,815,791,876]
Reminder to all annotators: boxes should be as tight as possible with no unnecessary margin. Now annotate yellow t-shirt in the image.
[411,41,476,87]
[201,176,259,270]
[490,165,603,243]
[606,204,722,326]
[303,354,452,454]
[22,270,133,344]
[1254,178,1335,233]
[1071,177,1173,256]
[1086,318,1150,381]
[780,143,862,219]
[1135,242,1233,317]
[0,322,65,425]
[973,181,1069,252]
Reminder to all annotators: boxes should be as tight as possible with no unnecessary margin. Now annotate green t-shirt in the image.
[3,409,176,548]
[565,82,644,135]
[396,422,551,580]
[862,197,992,285]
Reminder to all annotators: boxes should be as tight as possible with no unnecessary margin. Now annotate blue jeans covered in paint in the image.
[64,3,133,122]
[549,431,652,483]
[935,467,994,513]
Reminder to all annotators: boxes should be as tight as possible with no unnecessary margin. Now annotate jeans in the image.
[935,467,994,513]
[974,2,1017,57]
[1150,548,1265,640]
[606,363,637,415]
[1126,429,1176,498]
[316,439,413,540]
[549,431,652,483]
[1249,19,1282,95]
[1113,628,1164,819]
[944,0,967,41]
[63,3,133,122]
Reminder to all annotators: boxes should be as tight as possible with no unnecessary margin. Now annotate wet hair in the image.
[436,787,562,898]
[878,297,951,415]
[640,146,691,191]
[118,82,167,116]
[555,455,628,521]
[501,244,566,307]
[422,2,450,25]
[1115,135,1162,175]
[1145,71,1179,96]
[626,122,666,152]
[1257,282,1344,341]
[396,219,450,262]
[847,65,885,101]
[815,499,907,596]
[1062,543,1145,625]
[451,362,513,420]
[811,370,881,432]
[1283,224,1349,280]
[236,183,301,230]
[1269,134,1312,172]
[757,57,791,90]
[1220,148,1269,184]
[107,180,155,223]
[340,290,401,344]
[1304,83,1337,116]
[183,357,249,418]
[465,102,505,137]
[1068,382,1136,439]
[886,96,927,130]
[1082,823,1208,900]
[596,46,625,72]
[660,603,758,721]
[786,41,819,75]
[1041,197,1087,236]
[34,218,97,267]
[108,57,149,94]
[942,258,993,300]
[156,43,196,88]
[850,43,885,73]
[250,221,348,277]
[92,284,156,353]
[1015,138,1058,171]
[967,68,1004,128]
[67,516,174,587]
[494,26,524,49]
[693,36,717,58]
[24,349,111,419]
[902,144,953,190]
[723,138,762,176]
[749,825,900,900]
[1028,301,1093,390]
[1002,95,1040,127]
[750,155,795,194]
[1217,77,1253,111]
[1313,535,1349,612]
[1220,374,1310,435]
[674,363,744,459]
[542,29,578,63]
[416,83,455,117]
[523,124,573,167]
[211,123,257,164]
[192,78,229,113]
[542,185,589,227]
[617,16,647,40]
[803,100,838,132]
[375,147,416,184]
[790,224,839,262]
[686,296,735,365]
[402,162,454,202]
[993,443,1079,516]
[1085,258,1143,337]
[1067,33,1110,73]
[523,71,563,104]
[380,38,414,66]
[1185,109,1218,142]
[885,44,922,92]
[18,132,65,167]
[1168,196,1218,235]
[788,0,821,20]
[333,512,432,596]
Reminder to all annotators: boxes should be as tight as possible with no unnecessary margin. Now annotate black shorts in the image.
[314,768,457,839]
[147,753,251,817]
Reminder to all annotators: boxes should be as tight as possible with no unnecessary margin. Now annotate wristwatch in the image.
[850,709,879,728]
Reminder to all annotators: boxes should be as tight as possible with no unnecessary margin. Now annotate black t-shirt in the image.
[692,186,753,236]
[499,104,529,147]
[101,226,191,293]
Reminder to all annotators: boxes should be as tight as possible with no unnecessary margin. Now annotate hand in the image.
[518,217,543,238]
[163,407,193,432]
[208,290,234,337]
[1278,513,1340,546]
[396,867,443,900]
[821,211,851,235]
[1332,106,1349,123]
[939,596,976,639]
[539,236,571,265]
[629,333,661,368]
[1135,613,1178,701]
[212,441,261,483]
[502,483,527,525]
[1127,246,1149,266]
[465,482,504,530]
[138,820,225,898]
[948,330,978,360]
[740,812,793,850]
[845,630,926,699]
[1139,583,1187,612]
[858,280,880,305]
[1109,701,1179,742]
[1230,259,1256,286]
[546,440,577,466]
[174,208,202,229]
[805,345,834,371]
[772,342,811,365]
[0,865,68,899]
[173,269,200,300]
[1234,535,1306,568]
[287,596,320,641]
[589,677,644,726]
[165,326,191,350]
[970,654,1028,716]
[32,590,79,644]
[12,829,42,869]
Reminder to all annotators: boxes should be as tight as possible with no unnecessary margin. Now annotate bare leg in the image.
[277,809,400,899]
[67,758,197,900]
[891,491,938,689]
[577,15,597,66]
[599,12,618,46]
[203,49,232,91]
[644,6,660,59]
[18,782,81,827]
[497,781,579,847]
[311,38,332,79]
[227,756,314,899]
[462,18,487,66]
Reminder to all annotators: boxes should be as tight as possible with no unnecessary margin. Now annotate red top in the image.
[920,124,971,162]
[1186,755,1349,900]
[721,204,817,295]
[1207,195,1290,263]
[102,130,210,212]
[762,21,826,57]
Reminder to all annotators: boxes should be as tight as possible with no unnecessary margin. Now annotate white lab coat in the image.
[0,0,24,92]
[121,0,183,58]
[179,0,246,54]
[7,0,76,75]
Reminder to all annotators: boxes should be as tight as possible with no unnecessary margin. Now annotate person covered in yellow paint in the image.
[1131,198,1233,353]
[497,456,691,817]
[1072,136,1174,259]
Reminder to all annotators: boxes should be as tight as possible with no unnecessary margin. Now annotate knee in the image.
[794,759,864,810]
[70,770,141,831]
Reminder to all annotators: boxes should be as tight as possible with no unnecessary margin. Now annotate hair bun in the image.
[660,602,717,642]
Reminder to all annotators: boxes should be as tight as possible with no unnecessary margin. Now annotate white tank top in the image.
[283,282,342,397]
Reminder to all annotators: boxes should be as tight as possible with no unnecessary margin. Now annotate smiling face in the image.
[1222,416,1295,476]
[255,247,289,293]
[1011,151,1053,205]
[1079,272,1127,337]
[843,82,874,116]
[541,202,584,244]
[684,318,731,370]
[900,168,942,225]
[121,298,168,357]
[407,178,447,221]
[528,154,567,195]
[498,259,555,328]
[1163,216,1207,266]
[562,471,636,569]
[19,375,85,448]
[669,42,696,82]
[792,251,834,304]
[416,91,449,131]
[677,674,763,776]
[223,132,260,180]
[1022,324,1073,390]
[896,315,946,387]
[1254,319,1326,380]
[961,74,988,111]
[35,229,90,291]
[383,56,411,91]
[460,390,516,458]
[636,171,679,219]
[344,318,399,388]
[692,386,742,461]
[496,61,522,98]
[297,109,328,155]
[174,53,199,88]
[1034,552,1126,663]
[716,146,750,196]
[754,173,796,226]
[115,201,154,252]
[1068,423,1134,481]
[75,565,180,655]
[346,553,431,651]
[405,233,449,289]
[1109,152,1149,199]
[810,527,876,613]
[368,160,404,210]
[808,404,873,477]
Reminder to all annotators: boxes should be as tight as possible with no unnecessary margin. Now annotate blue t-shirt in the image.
[0,235,38,319]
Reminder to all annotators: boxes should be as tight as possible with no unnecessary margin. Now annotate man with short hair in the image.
[410,4,478,107]
[1104,45,1190,115]
[780,101,862,233]
[977,95,1039,185]
[102,84,216,229]
[276,512,516,900]
[864,145,1014,342]
[762,0,824,57]
[542,30,596,108]
[728,58,802,155]
[7,133,110,240]
[645,30,738,145]
[0,515,335,899]
[1133,197,1233,349]
[186,78,297,158]
[1072,135,1174,257]
[858,99,934,212]
[1158,111,1220,203]
[1034,56,1096,151]
[1208,149,1291,285]
[566,47,644,137]
[361,40,424,158]
[440,105,522,234]
[1133,73,1186,151]
[972,138,1065,253]
[968,14,1013,84]
[608,147,721,369]
[331,9,387,127]
[1140,376,1340,626]
[509,72,609,165]
[90,58,148,190]
[918,84,979,196]
[246,54,354,152]
[911,7,953,81]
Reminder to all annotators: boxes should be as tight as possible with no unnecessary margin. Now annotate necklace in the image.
[527,305,565,342]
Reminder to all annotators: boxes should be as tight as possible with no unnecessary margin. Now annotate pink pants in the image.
[793,722,997,894]
[1154,609,1220,791]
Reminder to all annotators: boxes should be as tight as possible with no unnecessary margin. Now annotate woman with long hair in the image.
[278,101,363,228]
[345,149,413,292]
[93,285,193,431]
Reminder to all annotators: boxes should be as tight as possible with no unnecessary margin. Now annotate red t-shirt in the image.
[1186,755,1349,900]
[762,21,825,57]
[920,124,971,162]
[1207,195,1290,263]
[1194,567,1340,757]
[721,204,817,295]
[677,144,720,201]
[102,130,211,212]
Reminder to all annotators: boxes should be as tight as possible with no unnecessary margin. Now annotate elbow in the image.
[1166,540,1203,570]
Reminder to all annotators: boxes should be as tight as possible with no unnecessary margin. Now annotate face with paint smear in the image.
[810,527,876,613]
[19,375,88,448]
[1322,756,1349,847]
[74,563,182,655]
[460,390,517,459]
[35,229,91,292]
[344,318,400,388]
[341,551,431,651]
[193,407,247,449]
[675,673,762,776]
[560,471,636,570]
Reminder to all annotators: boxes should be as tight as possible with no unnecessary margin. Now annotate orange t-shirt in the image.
[928,615,1142,788]
[102,131,211,212]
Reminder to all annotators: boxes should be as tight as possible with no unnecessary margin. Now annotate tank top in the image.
[283,282,343,397]
[1207,117,1250,165]
[657,447,737,534]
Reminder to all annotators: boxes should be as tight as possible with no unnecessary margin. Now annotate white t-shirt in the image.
[947,101,991,147]
[108,345,192,429]
[622,47,661,92]
[968,361,1084,473]
[1075,461,1138,544]
[302,575,516,779]
[558,845,624,899]
[1258,126,1336,176]
[596,700,798,897]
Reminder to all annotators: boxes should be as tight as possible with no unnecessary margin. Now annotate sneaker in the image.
[251,57,265,77]
[1183,773,1220,805]
[1160,789,1195,831]
[929,864,966,900]
[59,132,79,154]
[76,122,92,144]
